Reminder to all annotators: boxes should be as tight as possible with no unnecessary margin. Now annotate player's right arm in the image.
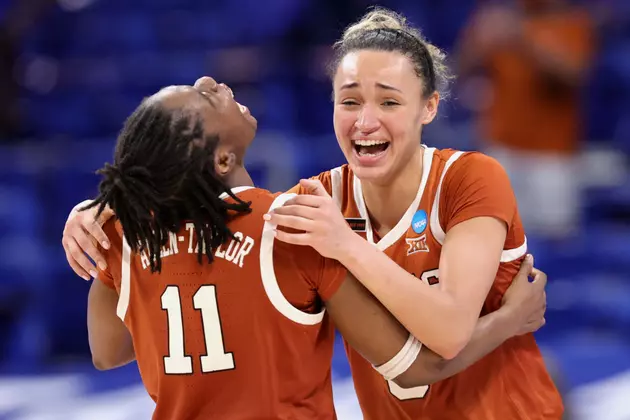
[324,254,546,387]
[87,277,135,370]
[395,256,546,387]
[87,221,135,370]
[295,220,546,388]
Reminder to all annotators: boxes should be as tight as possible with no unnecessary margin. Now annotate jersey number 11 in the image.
[161,285,235,374]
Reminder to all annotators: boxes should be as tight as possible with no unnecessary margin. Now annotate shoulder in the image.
[234,188,278,214]
[436,150,516,229]
[101,219,124,281]
[442,150,508,184]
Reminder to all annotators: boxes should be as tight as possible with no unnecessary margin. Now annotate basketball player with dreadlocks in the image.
[77,76,546,419]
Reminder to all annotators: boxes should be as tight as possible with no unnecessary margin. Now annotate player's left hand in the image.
[62,200,113,280]
[264,179,355,260]
[501,255,547,336]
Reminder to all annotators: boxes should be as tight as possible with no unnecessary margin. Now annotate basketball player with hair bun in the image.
[270,8,563,419]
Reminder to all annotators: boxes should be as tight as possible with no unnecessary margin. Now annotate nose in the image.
[355,104,380,134]
[194,76,219,92]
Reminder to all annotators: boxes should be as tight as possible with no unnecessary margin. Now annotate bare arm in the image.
[395,308,511,388]
[325,273,408,367]
[396,257,546,388]
[326,255,545,387]
[337,217,506,359]
[87,278,135,370]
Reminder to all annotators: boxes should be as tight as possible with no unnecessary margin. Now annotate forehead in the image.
[335,50,418,86]
[147,85,223,136]
[149,85,208,111]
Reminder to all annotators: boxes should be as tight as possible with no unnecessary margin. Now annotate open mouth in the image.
[237,102,251,116]
[352,140,390,157]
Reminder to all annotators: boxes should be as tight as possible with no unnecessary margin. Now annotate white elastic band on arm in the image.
[373,333,423,381]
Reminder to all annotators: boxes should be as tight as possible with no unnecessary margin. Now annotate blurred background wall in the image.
[0,0,628,418]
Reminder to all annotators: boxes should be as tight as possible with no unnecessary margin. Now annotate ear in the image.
[213,145,237,177]
[420,91,440,125]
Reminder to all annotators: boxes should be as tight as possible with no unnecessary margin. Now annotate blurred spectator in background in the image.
[456,0,595,239]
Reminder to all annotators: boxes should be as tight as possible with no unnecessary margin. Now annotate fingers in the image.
[299,179,331,198]
[86,217,111,250]
[74,227,107,271]
[274,229,311,246]
[63,199,113,280]
[531,267,547,288]
[63,237,98,280]
[264,213,315,232]
[525,317,546,333]
[63,244,90,281]
[517,254,534,277]
[271,204,319,220]
[283,194,326,208]
[272,204,314,218]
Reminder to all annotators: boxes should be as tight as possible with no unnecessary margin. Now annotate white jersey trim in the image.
[259,193,325,325]
[373,333,422,381]
[218,186,255,200]
[429,151,465,245]
[353,147,436,251]
[117,236,131,321]
[330,167,343,210]
[429,152,528,263]
[352,173,372,240]
[500,239,528,262]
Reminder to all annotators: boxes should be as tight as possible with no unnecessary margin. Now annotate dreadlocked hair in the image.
[82,100,252,273]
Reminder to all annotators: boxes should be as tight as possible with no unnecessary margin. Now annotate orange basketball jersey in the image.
[97,187,346,420]
[293,147,563,420]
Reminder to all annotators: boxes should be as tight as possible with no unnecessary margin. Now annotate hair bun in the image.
[342,8,406,41]
[332,7,454,100]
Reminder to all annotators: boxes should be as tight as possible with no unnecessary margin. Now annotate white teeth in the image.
[358,149,386,157]
[354,140,388,146]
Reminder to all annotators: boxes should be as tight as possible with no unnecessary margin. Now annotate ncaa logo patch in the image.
[411,210,427,234]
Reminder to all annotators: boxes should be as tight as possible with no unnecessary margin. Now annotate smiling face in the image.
[151,76,258,162]
[332,50,438,185]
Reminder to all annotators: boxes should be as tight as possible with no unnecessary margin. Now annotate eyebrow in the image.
[339,82,402,93]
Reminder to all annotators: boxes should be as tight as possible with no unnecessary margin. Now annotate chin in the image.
[349,162,393,186]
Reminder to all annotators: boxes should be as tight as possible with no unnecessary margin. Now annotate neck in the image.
[361,147,424,235]
[225,166,255,190]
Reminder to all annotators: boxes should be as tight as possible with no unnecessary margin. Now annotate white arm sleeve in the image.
[373,333,422,381]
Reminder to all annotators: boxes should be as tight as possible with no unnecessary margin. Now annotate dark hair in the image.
[83,100,252,273]
[329,7,453,99]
